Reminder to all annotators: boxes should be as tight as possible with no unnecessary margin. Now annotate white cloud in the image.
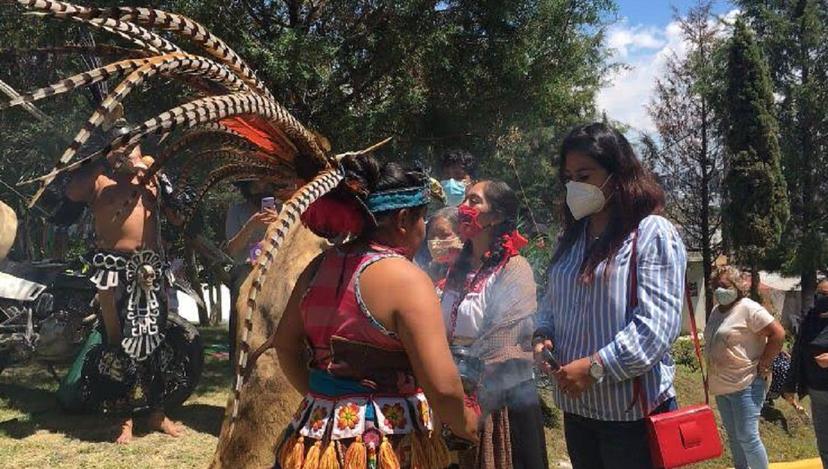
[597,10,739,134]
[597,20,685,134]
[606,23,666,59]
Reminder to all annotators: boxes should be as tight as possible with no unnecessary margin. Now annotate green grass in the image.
[0,327,231,469]
[0,329,820,468]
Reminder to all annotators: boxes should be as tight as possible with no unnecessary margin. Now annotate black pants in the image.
[563,398,677,469]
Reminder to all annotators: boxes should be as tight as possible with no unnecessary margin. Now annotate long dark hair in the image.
[446,180,519,292]
[550,123,665,281]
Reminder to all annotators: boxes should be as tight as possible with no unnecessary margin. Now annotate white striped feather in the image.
[227,166,344,439]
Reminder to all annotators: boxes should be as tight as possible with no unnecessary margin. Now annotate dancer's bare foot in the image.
[148,411,184,437]
[115,418,133,444]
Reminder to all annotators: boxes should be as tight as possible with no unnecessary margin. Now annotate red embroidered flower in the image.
[381,403,407,430]
[337,402,361,431]
[310,407,329,432]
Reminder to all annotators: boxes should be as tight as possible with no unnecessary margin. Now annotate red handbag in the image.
[628,230,723,468]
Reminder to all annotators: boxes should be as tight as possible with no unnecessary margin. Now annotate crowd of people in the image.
[43,118,828,469]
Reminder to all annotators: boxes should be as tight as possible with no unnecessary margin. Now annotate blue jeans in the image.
[715,377,769,469]
[563,397,677,469]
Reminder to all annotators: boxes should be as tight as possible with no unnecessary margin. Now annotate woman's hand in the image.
[456,406,480,444]
[757,358,773,378]
[554,356,594,399]
[815,352,828,369]
[246,208,279,231]
[533,338,555,375]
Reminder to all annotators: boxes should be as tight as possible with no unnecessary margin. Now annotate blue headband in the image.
[365,186,430,214]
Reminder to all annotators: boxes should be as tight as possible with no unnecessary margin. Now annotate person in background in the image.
[441,179,547,469]
[425,206,463,291]
[705,266,785,469]
[785,278,828,466]
[224,178,280,360]
[440,149,476,207]
[225,179,281,264]
[534,122,686,469]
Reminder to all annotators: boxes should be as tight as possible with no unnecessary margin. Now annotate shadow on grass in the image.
[761,402,791,435]
[170,403,225,437]
[0,380,117,442]
[0,325,233,442]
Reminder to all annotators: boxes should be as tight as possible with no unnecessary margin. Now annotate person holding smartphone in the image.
[225,179,281,264]
[533,123,687,469]
[224,178,280,361]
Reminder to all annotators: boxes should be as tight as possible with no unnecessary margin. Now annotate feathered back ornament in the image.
[1,1,394,444]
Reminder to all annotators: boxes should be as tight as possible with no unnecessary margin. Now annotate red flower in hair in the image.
[501,230,528,257]
[301,195,365,238]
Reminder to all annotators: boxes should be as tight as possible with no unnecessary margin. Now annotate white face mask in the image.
[715,287,739,306]
[565,175,612,220]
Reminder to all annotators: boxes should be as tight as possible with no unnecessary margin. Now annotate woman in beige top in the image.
[704,266,784,469]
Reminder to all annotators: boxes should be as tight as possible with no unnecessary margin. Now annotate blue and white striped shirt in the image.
[536,215,686,421]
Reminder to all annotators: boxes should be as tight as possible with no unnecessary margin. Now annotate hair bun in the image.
[340,153,381,198]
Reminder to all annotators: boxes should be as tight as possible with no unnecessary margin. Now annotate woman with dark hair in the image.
[247,155,478,468]
[441,180,548,469]
[534,123,687,468]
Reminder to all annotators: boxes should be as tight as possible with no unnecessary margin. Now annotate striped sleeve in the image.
[598,216,686,382]
[533,276,555,339]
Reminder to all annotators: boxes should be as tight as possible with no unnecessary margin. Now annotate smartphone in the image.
[261,197,276,211]
[542,348,561,371]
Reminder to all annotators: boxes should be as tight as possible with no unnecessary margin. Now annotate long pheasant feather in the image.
[0,58,151,110]
[22,54,251,181]
[26,93,293,185]
[16,1,274,101]
[176,148,274,182]
[228,166,344,438]
[144,128,261,182]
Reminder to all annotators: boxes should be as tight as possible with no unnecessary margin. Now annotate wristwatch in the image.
[589,354,605,383]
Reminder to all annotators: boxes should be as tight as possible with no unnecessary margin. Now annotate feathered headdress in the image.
[1,0,390,437]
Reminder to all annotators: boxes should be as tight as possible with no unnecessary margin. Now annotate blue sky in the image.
[598,1,738,133]
[616,0,734,28]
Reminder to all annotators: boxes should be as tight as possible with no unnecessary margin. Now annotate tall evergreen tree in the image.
[721,18,789,299]
[645,1,725,317]
[735,0,828,307]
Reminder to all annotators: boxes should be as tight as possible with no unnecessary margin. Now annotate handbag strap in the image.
[627,229,710,417]
[684,285,710,404]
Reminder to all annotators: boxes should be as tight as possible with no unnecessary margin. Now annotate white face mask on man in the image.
[565,174,612,220]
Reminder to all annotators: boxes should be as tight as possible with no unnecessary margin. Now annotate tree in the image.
[734,0,828,308]
[645,1,725,317]
[0,0,616,262]
[721,18,789,300]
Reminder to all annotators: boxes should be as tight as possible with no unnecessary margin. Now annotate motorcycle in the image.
[0,258,204,411]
